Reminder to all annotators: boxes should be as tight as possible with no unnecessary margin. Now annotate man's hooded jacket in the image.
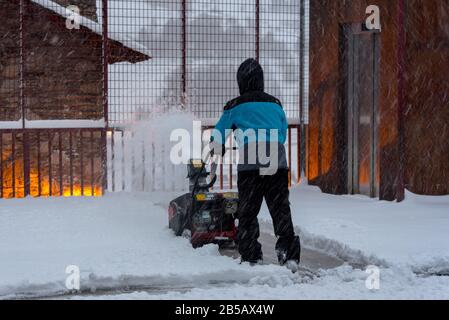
[212,58,288,172]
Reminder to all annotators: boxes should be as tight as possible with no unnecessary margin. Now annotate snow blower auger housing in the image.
[168,159,238,248]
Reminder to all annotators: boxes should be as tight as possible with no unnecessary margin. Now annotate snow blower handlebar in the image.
[189,152,218,197]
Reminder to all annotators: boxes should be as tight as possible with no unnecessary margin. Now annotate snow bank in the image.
[0,193,292,299]
[72,265,449,300]
[1,186,448,299]
[260,183,449,270]
[107,110,205,193]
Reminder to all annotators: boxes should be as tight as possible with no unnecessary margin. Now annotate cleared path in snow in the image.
[220,222,344,272]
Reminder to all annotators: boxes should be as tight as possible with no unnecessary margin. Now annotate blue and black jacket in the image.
[212,58,288,172]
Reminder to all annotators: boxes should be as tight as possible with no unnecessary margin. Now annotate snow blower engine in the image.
[168,159,238,248]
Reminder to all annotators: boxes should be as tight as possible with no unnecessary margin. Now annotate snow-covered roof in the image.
[30,0,151,59]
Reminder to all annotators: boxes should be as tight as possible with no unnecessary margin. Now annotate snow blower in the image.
[168,158,238,248]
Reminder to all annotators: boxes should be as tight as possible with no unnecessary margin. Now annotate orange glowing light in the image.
[2,165,102,199]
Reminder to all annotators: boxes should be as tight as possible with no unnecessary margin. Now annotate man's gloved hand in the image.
[209,140,226,157]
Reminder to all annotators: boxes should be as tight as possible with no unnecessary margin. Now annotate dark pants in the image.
[237,169,301,264]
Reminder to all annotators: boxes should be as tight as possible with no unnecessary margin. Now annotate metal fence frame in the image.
[0,0,308,198]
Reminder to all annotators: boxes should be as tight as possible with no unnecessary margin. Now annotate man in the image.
[211,58,301,268]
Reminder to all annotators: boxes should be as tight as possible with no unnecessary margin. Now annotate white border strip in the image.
[0,121,23,129]
[25,119,106,129]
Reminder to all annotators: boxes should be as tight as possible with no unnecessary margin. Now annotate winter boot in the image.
[276,235,301,266]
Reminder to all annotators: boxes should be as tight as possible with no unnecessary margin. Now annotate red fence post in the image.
[80,130,84,196]
[299,0,306,178]
[102,0,109,195]
[288,127,292,187]
[229,137,233,189]
[11,133,16,198]
[0,133,3,198]
[20,0,31,197]
[297,125,301,183]
[58,131,63,196]
[102,0,109,126]
[19,0,25,129]
[101,130,107,195]
[110,129,115,192]
[37,131,41,196]
[90,130,95,196]
[23,131,30,197]
[255,0,260,61]
[69,131,73,196]
[182,0,187,106]
[48,131,52,196]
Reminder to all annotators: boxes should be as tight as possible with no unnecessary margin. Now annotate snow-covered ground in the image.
[261,184,449,273]
[0,184,448,300]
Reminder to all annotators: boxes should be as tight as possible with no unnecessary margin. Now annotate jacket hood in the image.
[237,58,264,95]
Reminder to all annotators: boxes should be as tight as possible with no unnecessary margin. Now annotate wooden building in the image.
[308,0,449,201]
[0,0,150,198]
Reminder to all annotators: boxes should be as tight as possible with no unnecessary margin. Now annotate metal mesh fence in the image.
[0,0,308,197]
[186,0,256,120]
[106,0,308,126]
[260,0,300,120]
[108,0,182,124]
[0,0,108,198]
[23,0,105,123]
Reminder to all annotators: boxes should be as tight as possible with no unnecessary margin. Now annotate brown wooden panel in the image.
[309,0,401,200]
[404,0,449,195]
[0,0,21,121]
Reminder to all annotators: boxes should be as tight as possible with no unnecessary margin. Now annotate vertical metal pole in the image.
[131,131,135,190]
[161,143,166,191]
[80,130,84,196]
[12,133,16,198]
[219,161,223,191]
[142,138,146,192]
[181,0,187,106]
[102,0,109,196]
[111,129,115,192]
[37,131,41,196]
[20,0,30,197]
[102,0,109,126]
[288,127,292,187]
[101,129,108,195]
[90,130,95,196]
[121,130,125,191]
[23,131,30,197]
[229,137,233,190]
[151,142,155,192]
[48,131,52,196]
[19,0,25,129]
[297,126,301,183]
[69,131,73,196]
[58,132,63,196]
[299,0,306,178]
[0,133,3,198]
[255,0,260,61]
[397,0,406,202]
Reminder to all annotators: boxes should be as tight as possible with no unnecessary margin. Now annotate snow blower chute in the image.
[168,158,238,248]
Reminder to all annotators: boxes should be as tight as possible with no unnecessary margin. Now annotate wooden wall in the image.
[309,0,449,198]
[0,0,21,121]
[308,0,400,200]
[23,1,104,121]
[404,0,449,195]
